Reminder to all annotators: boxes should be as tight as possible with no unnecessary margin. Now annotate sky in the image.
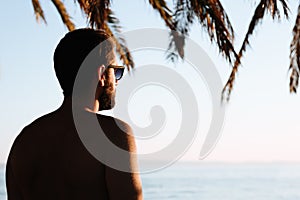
[1,0,300,164]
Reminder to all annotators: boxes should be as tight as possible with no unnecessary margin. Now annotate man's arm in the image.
[104,120,143,200]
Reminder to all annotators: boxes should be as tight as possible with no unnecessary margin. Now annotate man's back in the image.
[6,102,142,199]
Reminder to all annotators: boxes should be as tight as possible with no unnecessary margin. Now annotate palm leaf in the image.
[148,0,173,29]
[75,0,88,12]
[289,4,300,93]
[85,0,110,29]
[105,10,134,70]
[170,0,239,65]
[222,0,289,101]
[32,0,46,23]
[51,0,75,31]
[278,0,289,17]
[169,0,192,60]
[189,0,239,64]
[147,0,186,61]
[78,1,133,70]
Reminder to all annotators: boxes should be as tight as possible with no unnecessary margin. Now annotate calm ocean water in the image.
[1,163,300,200]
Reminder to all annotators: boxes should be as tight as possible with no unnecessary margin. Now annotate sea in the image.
[1,163,300,200]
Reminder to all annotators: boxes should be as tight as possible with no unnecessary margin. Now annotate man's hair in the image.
[54,28,114,96]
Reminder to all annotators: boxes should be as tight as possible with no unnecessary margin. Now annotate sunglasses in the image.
[107,65,125,81]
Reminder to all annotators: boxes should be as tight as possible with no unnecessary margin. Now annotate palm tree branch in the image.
[147,0,186,60]
[222,0,290,101]
[278,0,289,18]
[209,0,235,40]
[289,3,300,93]
[32,0,47,23]
[169,0,194,60]
[173,0,193,34]
[190,0,239,64]
[75,0,88,12]
[104,10,134,70]
[51,0,75,31]
[85,0,110,29]
[148,0,174,29]
[75,1,133,70]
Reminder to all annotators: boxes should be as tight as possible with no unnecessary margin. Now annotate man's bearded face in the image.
[98,70,116,110]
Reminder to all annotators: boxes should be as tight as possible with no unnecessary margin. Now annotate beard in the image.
[98,81,116,110]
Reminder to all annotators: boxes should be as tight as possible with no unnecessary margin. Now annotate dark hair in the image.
[54,28,114,96]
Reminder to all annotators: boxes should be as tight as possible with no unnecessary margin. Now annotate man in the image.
[6,29,143,199]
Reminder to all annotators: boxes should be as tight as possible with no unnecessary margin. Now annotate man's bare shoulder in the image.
[15,111,60,138]
[96,114,135,152]
[7,111,61,167]
[10,109,72,152]
[14,112,49,137]
[96,114,132,133]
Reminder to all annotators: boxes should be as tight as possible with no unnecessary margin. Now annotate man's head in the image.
[54,29,124,110]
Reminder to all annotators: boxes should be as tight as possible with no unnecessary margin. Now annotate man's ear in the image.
[97,65,106,87]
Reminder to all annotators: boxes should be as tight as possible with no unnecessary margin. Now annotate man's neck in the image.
[85,100,100,113]
[61,96,99,113]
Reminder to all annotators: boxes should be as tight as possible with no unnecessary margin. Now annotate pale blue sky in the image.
[1,0,300,164]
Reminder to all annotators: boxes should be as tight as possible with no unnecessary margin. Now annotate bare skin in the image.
[6,67,143,200]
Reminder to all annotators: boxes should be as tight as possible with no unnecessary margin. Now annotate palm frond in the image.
[32,0,46,23]
[75,0,88,12]
[169,0,192,60]
[189,0,239,64]
[105,10,134,70]
[167,31,185,60]
[147,0,186,60]
[148,0,173,29]
[173,0,193,35]
[209,0,235,41]
[222,0,289,101]
[76,0,133,70]
[85,0,110,29]
[278,0,289,18]
[289,4,300,93]
[51,0,75,31]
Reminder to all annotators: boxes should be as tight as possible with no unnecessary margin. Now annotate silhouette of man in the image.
[6,29,143,200]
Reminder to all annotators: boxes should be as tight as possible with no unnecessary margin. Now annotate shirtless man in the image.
[6,29,143,200]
